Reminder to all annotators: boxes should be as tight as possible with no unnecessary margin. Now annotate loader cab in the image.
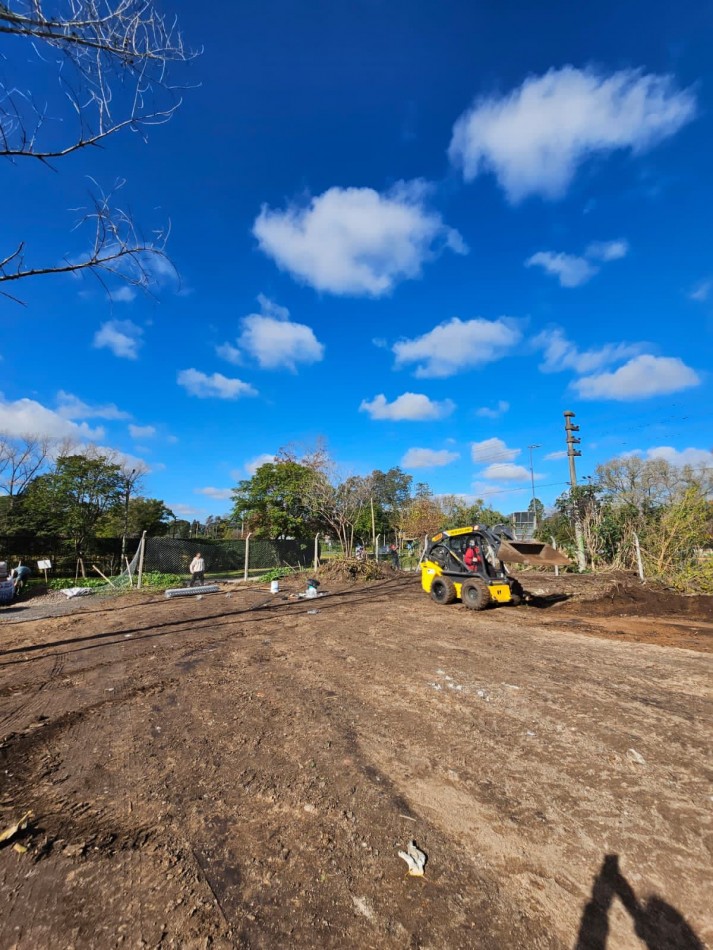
[425,527,508,582]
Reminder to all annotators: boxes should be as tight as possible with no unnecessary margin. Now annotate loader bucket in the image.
[495,538,571,567]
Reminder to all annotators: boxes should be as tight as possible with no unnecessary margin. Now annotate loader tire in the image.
[461,577,491,611]
[509,579,524,606]
[430,577,457,605]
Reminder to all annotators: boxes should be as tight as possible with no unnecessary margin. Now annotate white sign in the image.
[37,559,52,570]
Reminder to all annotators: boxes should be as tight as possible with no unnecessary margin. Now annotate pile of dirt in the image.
[317,557,388,582]
[518,569,713,621]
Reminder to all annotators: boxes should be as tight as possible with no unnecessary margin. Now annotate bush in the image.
[257,566,300,582]
[46,572,183,591]
[138,572,183,590]
[47,577,106,590]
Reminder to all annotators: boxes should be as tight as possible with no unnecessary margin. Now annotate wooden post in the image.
[313,533,320,571]
[137,531,147,589]
[370,497,376,552]
[551,537,560,577]
[633,532,645,581]
[92,564,117,587]
[243,532,252,582]
[375,534,380,561]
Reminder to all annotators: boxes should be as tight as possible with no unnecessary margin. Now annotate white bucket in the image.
[270,580,279,594]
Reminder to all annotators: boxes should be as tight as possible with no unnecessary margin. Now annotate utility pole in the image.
[564,412,586,571]
[527,444,541,534]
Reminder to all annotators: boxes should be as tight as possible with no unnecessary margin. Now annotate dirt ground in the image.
[0,572,711,948]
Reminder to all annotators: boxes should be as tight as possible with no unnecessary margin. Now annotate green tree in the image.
[97,497,175,538]
[528,497,545,526]
[231,461,319,540]
[352,467,413,543]
[20,454,124,553]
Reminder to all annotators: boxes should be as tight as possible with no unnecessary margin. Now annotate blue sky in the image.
[2,0,712,521]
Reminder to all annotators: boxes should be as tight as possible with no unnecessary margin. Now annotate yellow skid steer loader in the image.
[421,524,569,610]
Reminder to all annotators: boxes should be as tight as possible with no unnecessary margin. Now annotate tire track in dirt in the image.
[0,649,66,736]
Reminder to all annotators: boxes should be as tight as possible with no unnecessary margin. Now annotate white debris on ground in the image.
[397,840,427,877]
[61,587,94,599]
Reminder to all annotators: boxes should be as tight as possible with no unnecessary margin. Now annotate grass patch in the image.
[256,566,302,583]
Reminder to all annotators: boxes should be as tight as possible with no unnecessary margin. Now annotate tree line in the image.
[539,455,713,592]
[0,435,176,555]
[4,433,711,591]
[230,444,508,554]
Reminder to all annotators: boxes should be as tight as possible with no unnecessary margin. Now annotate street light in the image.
[528,444,541,533]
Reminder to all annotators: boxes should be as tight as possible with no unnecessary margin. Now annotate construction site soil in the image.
[0,572,711,949]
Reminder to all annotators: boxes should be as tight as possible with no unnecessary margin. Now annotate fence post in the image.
[313,533,320,571]
[551,536,559,577]
[243,532,251,582]
[375,534,380,561]
[137,531,147,589]
[633,532,645,581]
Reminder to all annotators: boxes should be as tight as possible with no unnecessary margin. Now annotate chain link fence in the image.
[0,534,125,578]
[1,534,317,581]
[142,536,317,578]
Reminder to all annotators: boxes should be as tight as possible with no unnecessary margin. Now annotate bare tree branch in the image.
[0,432,53,496]
[0,179,177,302]
[1,0,195,297]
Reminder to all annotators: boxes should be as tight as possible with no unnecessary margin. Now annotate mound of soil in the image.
[518,570,713,621]
[317,557,391,582]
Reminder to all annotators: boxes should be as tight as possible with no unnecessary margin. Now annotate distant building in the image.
[510,510,535,540]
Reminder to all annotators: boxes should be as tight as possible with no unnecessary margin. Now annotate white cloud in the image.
[109,286,137,303]
[170,503,205,518]
[401,447,460,468]
[359,392,455,421]
[195,487,234,501]
[93,320,144,360]
[526,240,628,287]
[472,479,527,499]
[217,297,324,372]
[534,328,644,374]
[644,446,713,467]
[56,391,130,421]
[215,342,242,365]
[688,279,711,302]
[0,394,105,441]
[476,400,509,419]
[586,239,629,262]
[526,251,598,287]
[129,424,156,440]
[471,437,520,463]
[393,316,521,378]
[244,454,276,476]
[573,355,700,400]
[244,297,323,371]
[449,66,696,202]
[253,180,467,296]
[545,450,568,461]
[482,462,533,481]
[177,369,258,400]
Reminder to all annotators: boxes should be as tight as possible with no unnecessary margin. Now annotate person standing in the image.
[389,543,400,569]
[189,552,206,587]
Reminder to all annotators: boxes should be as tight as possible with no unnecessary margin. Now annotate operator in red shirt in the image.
[464,540,482,572]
